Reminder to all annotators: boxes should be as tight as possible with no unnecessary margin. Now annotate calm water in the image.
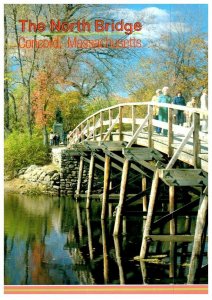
[4,193,208,285]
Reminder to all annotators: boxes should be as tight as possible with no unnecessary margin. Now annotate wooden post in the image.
[113,159,129,236]
[101,220,109,283]
[169,186,175,278]
[193,112,201,168]
[140,170,159,258]
[142,175,147,228]
[142,176,147,211]
[86,154,95,209]
[101,155,111,219]
[113,236,125,284]
[122,216,127,235]
[76,202,82,241]
[148,105,153,148]
[119,106,123,141]
[132,105,136,135]
[109,109,113,141]
[76,156,84,198]
[87,119,90,138]
[100,111,103,140]
[187,193,208,284]
[93,115,96,141]
[169,186,175,234]
[86,209,93,260]
[184,215,191,234]
[140,260,147,284]
[168,108,173,157]
[80,124,84,142]
[108,203,113,218]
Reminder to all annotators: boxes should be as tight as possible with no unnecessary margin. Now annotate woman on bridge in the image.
[158,86,172,136]
[173,91,186,126]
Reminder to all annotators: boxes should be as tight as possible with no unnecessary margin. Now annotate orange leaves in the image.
[32,70,56,128]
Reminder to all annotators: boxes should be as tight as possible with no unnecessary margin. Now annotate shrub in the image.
[4,131,50,177]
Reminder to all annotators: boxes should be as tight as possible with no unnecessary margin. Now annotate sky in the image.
[6,3,209,98]
[100,4,208,97]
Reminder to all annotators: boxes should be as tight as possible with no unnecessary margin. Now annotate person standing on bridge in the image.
[158,86,172,136]
[200,89,208,133]
[185,96,197,127]
[173,91,186,126]
[152,89,162,133]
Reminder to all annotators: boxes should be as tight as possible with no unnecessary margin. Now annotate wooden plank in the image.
[83,157,104,172]
[159,169,208,186]
[93,152,123,172]
[103,114,119,141]
[100,140,126,151]
[126,114,149,148]
[123,147,163,161]
[103,149,150,177]
[166,125,194,169]
[125,188,151,205]
[146,235,199,242]
[152,198,200,229]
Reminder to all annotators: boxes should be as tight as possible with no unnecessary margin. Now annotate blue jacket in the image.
[173,96,186,106]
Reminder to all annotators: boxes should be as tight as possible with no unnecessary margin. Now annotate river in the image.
[4,193,208,285]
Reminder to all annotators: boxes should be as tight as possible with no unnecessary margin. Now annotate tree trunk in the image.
[43,125,49,147]
[27,86,33,136]
[4,15,10,132]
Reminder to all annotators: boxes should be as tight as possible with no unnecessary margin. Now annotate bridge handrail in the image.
[70,101,207,134]
[67,101,208,170]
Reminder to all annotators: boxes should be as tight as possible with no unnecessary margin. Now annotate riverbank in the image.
[4,163,60,195]
[4,178,51,195]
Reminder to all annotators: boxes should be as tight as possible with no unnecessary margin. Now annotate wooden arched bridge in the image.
[66,102,208,284]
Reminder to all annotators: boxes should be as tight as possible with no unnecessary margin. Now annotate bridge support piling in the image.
[169,186,176,278]
[101,155,111,219]
[142,175,148,228]
[140,169,159,258]
[86,154,95,209]
[86,209,94,260]
[187,189,208,283]
[113,159,129,236]
[76,156,84,199]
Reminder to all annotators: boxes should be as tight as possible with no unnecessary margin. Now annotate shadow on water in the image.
[4,193,208,285]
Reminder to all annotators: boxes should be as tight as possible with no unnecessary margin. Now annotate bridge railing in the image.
[67,102,208,168]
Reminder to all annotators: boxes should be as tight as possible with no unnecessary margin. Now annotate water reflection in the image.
[4,193,208,285]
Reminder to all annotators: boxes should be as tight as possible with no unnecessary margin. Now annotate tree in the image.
[4,15,10,133]
[125,11,208,102]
